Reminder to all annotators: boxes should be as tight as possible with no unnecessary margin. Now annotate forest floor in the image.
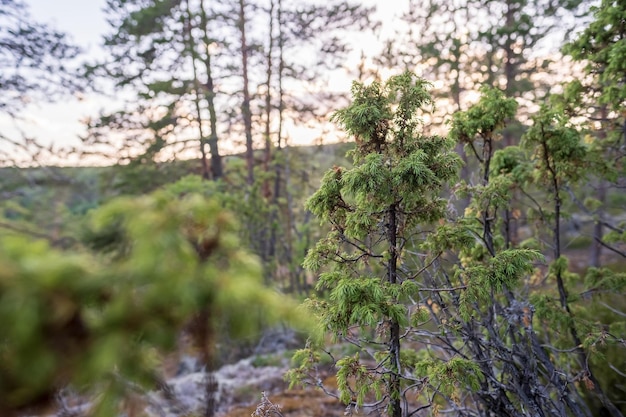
[35,245,625,417]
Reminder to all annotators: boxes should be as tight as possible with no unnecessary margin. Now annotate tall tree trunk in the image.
[271,0,296,290]
[450,36,471,210]
[542,136,623,417]
[183,0,210,180]
[482,135,496,255]
[263,0,275,199]
[502,0,521,246]
[261,0,276,274]
[198,0,223,180]
[387,202,402,417]
[591,105,609,267]
[238,0,254,186]
[591,182,606,267]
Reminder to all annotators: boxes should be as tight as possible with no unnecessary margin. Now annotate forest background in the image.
[0,0,625,416]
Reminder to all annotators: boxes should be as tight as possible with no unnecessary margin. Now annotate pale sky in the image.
[27,0,108,53]
[1,0,111,164]
[2,0,581,165]
[2,0,404,165]
[1,0,422,166]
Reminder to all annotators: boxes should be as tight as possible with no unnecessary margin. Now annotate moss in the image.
[565,236,592,250]
[251,353,286,368]
[232,384,259,405]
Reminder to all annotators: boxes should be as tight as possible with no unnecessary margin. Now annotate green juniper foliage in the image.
[444,87,622,416]
[291,78,625,417]
[289,71,461,417]
[559,0,626,270]
[521,104,626,417]
[563,0,626,114]
[539,1,626,410]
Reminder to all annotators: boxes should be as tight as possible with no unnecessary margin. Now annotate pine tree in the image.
[561,0,626,267]
[85,0,225,178]
[288,71,461,416]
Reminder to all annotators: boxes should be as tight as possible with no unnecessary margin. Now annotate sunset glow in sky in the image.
[3,0,408,164]
[2,0,576,166]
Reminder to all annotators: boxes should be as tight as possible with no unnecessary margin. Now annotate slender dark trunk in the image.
[238,0,254,186]
[551,175,568,307]
[591,105,609,267]
[541,133,623,417]
[482,135,495,255]
[622,115,626,146]
[183,0,210,180]
[263,0,275,199]
[387,202,401,417]
[283,162,295,291]
[503,1,519,248]
[502,0,517,148]
[591,182,606,267]
[199,0,222,180]
[271,0,296,291]
[274,0,284,197]
[190,309,216,417]
[502,0,521,245]
[193,242,218,417]
[451,38,471,210]
[264,0,277,269]
[471,126,591,417]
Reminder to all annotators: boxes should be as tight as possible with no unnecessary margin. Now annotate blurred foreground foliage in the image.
[0,178,308,416]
